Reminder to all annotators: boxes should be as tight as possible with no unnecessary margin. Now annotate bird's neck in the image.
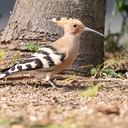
[62,33,81,57]
[63,33,80,44]
[52,32,81,55]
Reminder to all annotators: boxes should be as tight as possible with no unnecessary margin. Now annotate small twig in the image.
[0,74,33,81]
[78,78,128,82]
[0,74,127,83]
[6,102,27,107]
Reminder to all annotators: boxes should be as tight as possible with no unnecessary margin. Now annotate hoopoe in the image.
[0,18,104,88]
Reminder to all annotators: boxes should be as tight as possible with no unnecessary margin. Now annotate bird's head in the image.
[50,17,104,36]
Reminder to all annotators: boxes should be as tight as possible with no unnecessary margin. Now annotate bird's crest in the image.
[49,17,69,27]
[51,17,68,23]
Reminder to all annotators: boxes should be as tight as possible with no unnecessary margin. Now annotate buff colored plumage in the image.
[0,18,104,88]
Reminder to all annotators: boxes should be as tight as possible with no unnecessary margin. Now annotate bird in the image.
[0,18,104,88]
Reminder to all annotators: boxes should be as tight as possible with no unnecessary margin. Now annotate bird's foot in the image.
[47,80,67,89]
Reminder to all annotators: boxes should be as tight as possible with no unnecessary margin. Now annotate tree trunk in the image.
[1,0,106,75]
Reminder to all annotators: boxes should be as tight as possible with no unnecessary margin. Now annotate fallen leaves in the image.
[79,85,100,97]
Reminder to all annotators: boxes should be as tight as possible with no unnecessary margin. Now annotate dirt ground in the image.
[0,43,128,128]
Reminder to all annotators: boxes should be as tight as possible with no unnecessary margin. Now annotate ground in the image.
[0,42,128,128]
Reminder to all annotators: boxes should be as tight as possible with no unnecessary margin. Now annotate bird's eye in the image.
[73,24,77,28]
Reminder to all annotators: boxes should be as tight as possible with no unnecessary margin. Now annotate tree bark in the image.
[1,0,106,75]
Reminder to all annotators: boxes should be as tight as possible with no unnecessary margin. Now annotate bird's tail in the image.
[0,67,11,79]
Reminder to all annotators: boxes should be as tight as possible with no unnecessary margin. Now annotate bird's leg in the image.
[46,74,65,89]
[46,74,58,88]
[47,79,59,88]
[47,79,68,89]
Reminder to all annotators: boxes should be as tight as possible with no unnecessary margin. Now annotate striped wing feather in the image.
[1,46,66,77]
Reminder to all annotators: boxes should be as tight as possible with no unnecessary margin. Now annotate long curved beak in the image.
[84,27,104,37]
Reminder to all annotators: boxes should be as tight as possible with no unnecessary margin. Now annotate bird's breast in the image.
[68,39,80,61]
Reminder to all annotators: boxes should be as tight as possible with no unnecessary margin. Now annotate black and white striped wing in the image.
[0,46,66,78]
